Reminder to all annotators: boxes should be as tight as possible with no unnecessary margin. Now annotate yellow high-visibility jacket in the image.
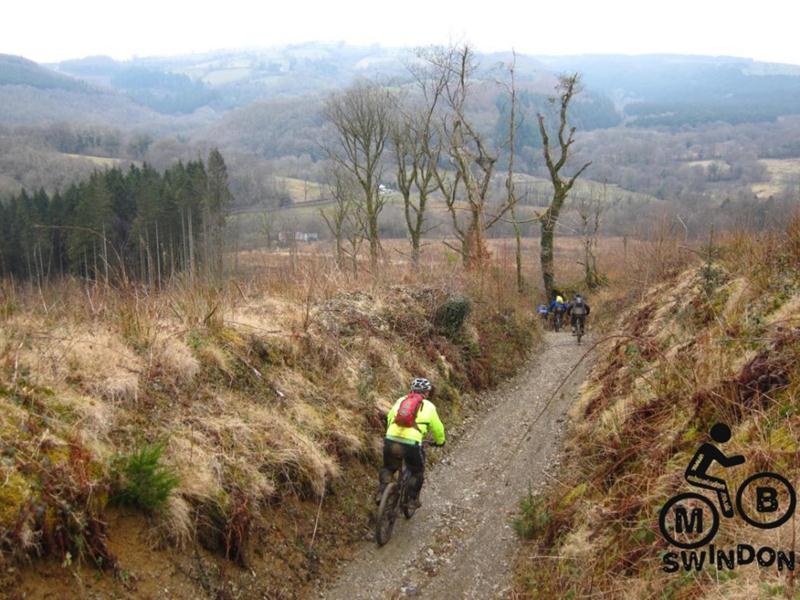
[385,396,446,446]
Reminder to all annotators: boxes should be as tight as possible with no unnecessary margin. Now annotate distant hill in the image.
[0,54,90,92]
[48,46,800,128]
[3,45,800,207]
[53,44,411,111]
[0,54,218,130]
[539,54,800,126]
[56,55,219,114]
[0,82,178,128]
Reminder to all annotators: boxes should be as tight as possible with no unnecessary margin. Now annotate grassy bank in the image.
[0,253,537,597]
[513,221,800,599]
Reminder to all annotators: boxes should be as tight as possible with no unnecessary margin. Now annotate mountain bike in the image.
[375,442,430,547]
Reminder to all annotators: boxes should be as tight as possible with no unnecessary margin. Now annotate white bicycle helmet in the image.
[411,377,432,393]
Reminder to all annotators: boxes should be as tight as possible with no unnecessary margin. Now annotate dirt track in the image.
[319,331,593,600]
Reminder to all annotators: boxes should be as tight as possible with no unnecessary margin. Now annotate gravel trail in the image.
[319,331,593,600]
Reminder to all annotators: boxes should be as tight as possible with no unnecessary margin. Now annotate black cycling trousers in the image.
[379,439,425,498]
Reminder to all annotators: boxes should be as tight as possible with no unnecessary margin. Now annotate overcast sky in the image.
[5,0,800,65]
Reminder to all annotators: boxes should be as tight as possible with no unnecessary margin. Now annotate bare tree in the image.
[390,76,445,265]
[501,51,524,293]
[320,166,363,271]
[537,74,592,300]
[344,204,367,275]
[422,44,514,269]
[259,203,276,250]
[324,81,392,271]
[576,184,606,289]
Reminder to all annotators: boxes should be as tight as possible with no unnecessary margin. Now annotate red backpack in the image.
[394,392,424,428]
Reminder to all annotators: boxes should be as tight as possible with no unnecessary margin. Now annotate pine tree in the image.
[68,173,114,278]
[204,149,232,278]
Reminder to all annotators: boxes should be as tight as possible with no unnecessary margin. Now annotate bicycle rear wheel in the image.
[401,472,418,519]
[375,482,399,546]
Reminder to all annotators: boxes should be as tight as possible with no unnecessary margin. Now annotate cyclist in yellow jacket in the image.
[377,377,446,508]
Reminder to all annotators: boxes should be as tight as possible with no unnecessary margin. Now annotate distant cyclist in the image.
[377,378,445,509]
[536,304,549,327]
[549,294,566,330]
[566,294,591,336]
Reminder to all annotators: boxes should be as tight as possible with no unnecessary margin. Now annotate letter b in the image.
[757,487,779,513]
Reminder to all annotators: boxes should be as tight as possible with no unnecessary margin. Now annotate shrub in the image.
[111,442,179,513]
[513,489,550,540]
[433,297,472,339]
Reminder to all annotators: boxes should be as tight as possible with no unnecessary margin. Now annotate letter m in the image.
[675,507,704,534]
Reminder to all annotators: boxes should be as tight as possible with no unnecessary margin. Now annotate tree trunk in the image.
[368,213,380,270]
[540,216,555,300]
[536,74,591,298]
[464,205,488,269]
[187,206,195,279]
[511,203,523,294]
[335,235,344,270]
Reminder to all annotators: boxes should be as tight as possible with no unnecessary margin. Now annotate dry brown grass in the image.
[10,319,142,402]
[2,234,561,583]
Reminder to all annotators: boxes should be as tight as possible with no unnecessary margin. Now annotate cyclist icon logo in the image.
[659,422,797,550]
[684,422,744,518]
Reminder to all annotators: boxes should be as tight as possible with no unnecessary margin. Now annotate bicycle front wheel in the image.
[375,482,399,546]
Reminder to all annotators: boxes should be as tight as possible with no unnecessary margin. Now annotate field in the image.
[275,176,329,203]
[752,158,800,198]
[229,171,664,253]
[239,235,638,281]
[686,159,720,169]
[61,153,125,168]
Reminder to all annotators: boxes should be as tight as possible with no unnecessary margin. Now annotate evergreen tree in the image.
[0,150,232,283]
[68,173,114,278]
[204,149,232,278]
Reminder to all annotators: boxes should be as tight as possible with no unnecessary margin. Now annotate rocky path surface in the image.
[319,332,593,600]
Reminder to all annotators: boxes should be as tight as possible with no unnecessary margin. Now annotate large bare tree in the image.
[422,44,514,269]
[390,71,445,265]
[324,81,392,270]
[538,74,592,299]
